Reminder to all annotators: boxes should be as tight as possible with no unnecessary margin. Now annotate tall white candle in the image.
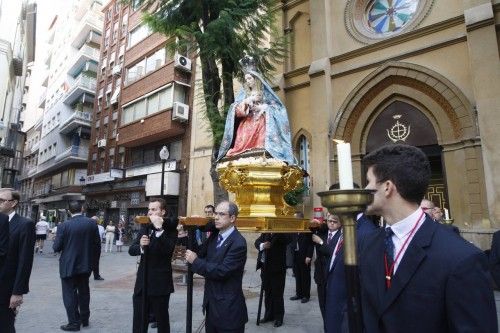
[444,208,450,220]
[334,140,354,189]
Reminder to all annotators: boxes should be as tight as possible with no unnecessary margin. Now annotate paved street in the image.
[16,239,323,333]
[15,239,500,333]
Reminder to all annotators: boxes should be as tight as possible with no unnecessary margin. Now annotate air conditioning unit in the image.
[174,54,191,72]
[112,64,121,76]
[97,139,107,148]
[172,102,189,122]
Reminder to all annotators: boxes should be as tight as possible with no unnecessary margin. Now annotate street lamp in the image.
[159,146,169,198]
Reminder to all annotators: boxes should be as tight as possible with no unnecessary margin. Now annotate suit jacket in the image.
[360,216,497,333]
[313,225,340,286]
[255,233,289,272]
[489,230,500,288]
[0,213,35,305]
[53,215,100,279]
[192,226,248,330]
[128,221,178,296]
[294,232,314,259]
[0,213,8,272]
[325,214,376,333]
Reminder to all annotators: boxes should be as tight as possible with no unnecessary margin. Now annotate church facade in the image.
[187,0,500,248]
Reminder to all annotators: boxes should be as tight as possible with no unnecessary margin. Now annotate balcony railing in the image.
[63,75,97,105]
[59,111,93,134]
[55,145,89,162]
[67,45,100,76]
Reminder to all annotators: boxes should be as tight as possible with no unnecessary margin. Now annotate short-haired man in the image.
[35,216,50,254]
[129,197,178,333]
[90,217,104,281]
[204,205,215,217]
[419,199,435,219]
[186,201,248,333]
[53,201,100,331]
[360,144,496,332]
[0,188,35,333]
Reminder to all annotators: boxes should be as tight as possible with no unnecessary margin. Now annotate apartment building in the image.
[84,0,193,223]
[0,1,36,190]
[18,117,41,218]
[29,0,103,223]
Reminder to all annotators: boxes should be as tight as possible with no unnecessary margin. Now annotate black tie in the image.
[385,227,395,270]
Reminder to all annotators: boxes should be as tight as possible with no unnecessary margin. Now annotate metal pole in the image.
[160,160,165,198]
[141,224,150,333]
[342,214,362,333]
[186,228,195,333]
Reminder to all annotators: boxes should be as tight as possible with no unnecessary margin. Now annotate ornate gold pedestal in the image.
[217,159,303,217]
[212,157,308,232]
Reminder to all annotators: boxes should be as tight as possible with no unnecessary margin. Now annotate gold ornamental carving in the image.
[217,159,304,218]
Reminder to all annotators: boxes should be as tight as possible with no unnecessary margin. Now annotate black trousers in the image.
[133,293,171,333]
[0,303,15,333]
[92,245,101,278]
[261,269,285,321]
[205,306,244,333]
[293,253,311,298]
[61,273,91,325]
[317,282,327,331]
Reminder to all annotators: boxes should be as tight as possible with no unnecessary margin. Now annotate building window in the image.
[121,84,186,125]
[297,135,310,190]
[128,24,151,48]
[132,0,143,11]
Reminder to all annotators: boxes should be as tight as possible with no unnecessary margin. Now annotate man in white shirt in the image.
[359,144,496,333]
[35,216,50,254]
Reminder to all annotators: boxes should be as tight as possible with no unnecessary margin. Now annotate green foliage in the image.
[284,184,308,207]
[130,0,287,147]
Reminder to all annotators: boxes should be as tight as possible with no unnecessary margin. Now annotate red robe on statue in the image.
[227,102,266,156]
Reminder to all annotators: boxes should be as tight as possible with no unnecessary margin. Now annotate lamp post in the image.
[159,146,169,199]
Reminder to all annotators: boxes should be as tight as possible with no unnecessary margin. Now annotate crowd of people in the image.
[1,144,500,333]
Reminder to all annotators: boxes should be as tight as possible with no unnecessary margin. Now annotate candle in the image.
[444,208,450,220]
[334,140,353,189]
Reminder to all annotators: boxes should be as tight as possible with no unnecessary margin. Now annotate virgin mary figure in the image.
[217,57,295,165]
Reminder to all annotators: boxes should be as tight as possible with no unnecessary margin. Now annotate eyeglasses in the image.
[0,198,14,204]
[214,212,230,217]
[327,220,339,223]
[422,207,433,211]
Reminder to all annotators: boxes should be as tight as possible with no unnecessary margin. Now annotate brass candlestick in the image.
[442,218,454,225]
[317,189,374,333]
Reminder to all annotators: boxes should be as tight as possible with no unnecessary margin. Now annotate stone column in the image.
[463,1,500,226]
[307,0,335,207]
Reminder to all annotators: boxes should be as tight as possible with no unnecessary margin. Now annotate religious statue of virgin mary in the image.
[217,56,295,165]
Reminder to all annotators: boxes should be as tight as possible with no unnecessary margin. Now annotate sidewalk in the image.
[16,240,323,333]
[15,239,500,332]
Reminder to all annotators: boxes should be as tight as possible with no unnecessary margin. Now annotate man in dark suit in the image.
[323,212,376,333]
[359,144,497,332]
[311,213,341,330]
[0,188,35,333]
[53,201,100,331]
[129,197,178,333]
[290,214,314,303]
[489,230,500,289]
[255,233,289,327]
[0,212,8,272]
[186,201,248,333]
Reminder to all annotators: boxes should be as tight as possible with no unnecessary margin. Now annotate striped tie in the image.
[216,234,223,248]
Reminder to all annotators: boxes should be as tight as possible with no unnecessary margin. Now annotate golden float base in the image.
[216,156,304,218]
[181,216,311,233]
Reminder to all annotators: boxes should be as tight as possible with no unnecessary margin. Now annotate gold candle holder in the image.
[442,218,454,225]
[317,189,374,265]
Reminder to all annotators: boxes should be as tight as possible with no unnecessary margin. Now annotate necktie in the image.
[216,234,223,248]
[385,227,395,270]
[327,232,333,245]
